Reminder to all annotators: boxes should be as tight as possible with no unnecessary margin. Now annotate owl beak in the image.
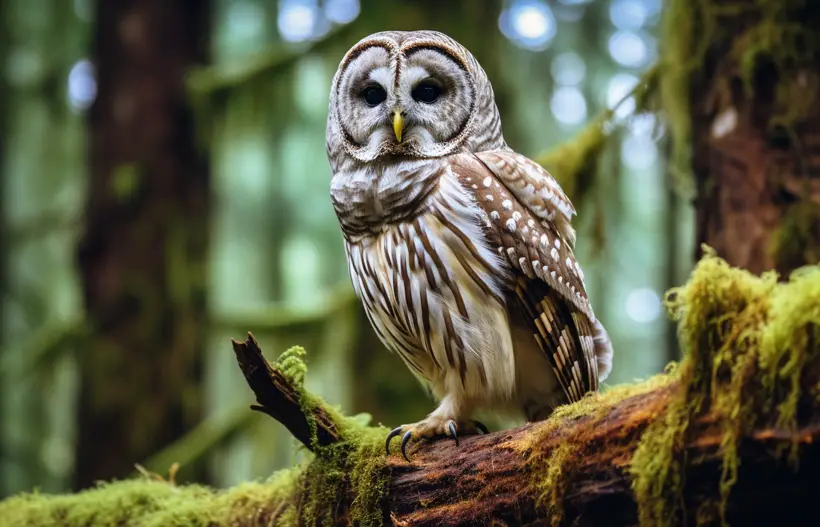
[392,110,404,143]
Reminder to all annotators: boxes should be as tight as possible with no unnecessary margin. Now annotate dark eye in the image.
[412,82,441,103]
[362,85,387,107]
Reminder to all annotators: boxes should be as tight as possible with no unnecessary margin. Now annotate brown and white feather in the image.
[326,30,614,427]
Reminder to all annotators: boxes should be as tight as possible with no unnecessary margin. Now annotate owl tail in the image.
[593,319,614,383]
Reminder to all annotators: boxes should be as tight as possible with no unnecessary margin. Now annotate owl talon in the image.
[474,420,489,434]
[385,426,404,455]
[401,430,414,462]
[447,420,459,446]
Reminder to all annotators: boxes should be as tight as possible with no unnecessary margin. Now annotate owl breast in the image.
[338,165,524,404]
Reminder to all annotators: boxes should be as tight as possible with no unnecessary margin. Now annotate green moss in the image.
[631,249,820,527]
[269,346,391,527]
[0,469,301,527]
[658,0,712,199]
[525,368,680,524]
[770,199,820,274]
[111,164,141,201]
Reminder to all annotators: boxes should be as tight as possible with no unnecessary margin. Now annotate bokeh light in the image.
[551,86,588,126]
[278,0,319,42]
[67,59,96,111]
[609,0,648,30]
[625,288,662,324]
[324,0,359,24]
[608,30,649,68]
[499,0,557,51]
[551,52,586,86]
[606,72,639,119]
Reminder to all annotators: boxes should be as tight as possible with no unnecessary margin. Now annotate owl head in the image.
[326,30,506,170]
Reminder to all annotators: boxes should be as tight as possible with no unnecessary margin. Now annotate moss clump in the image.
[0,469,301,527]
[631,248,820,526]
[271,346,391,527]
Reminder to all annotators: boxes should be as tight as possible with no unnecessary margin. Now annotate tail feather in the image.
[593,319,614,382]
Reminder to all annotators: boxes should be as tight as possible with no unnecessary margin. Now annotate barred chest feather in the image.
[332,160,528,405]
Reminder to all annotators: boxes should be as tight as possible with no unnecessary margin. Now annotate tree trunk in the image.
[74,0,211,489]
[691,0,820,275]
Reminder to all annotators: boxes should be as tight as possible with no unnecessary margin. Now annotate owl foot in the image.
[385,418,489,462]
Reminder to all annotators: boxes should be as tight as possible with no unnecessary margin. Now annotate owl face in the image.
[327,30,505,167]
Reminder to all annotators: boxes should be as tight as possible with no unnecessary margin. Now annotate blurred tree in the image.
[686,1,820,275]
[1,0,88,497]
[74,0,211,489]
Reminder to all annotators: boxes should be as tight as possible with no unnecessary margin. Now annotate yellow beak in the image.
[392,110,404,142]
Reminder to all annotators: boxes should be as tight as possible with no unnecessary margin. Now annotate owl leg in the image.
[384,394,486,461]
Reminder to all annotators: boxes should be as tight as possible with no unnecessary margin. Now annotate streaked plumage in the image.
[326,30,613,452]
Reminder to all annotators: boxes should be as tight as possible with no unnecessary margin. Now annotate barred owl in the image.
[327,30,613,460]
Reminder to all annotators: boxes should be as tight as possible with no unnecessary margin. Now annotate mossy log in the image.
[2,254,819,526]
[232,326,820,526]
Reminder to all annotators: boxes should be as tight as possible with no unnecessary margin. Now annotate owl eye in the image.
[411,82,441,104]
[362,85,387,107]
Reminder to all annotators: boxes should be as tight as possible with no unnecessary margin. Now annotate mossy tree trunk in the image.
[690,0,820,275]
[74,0,211,489]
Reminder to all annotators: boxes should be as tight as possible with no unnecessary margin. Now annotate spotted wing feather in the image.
[449,153,599,402]
[475,150,577,249]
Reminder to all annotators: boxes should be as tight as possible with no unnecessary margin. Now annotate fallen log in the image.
[1,253,818,527]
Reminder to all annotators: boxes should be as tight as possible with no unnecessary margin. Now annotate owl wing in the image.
[475,149,578,249]
[448,151,603,404]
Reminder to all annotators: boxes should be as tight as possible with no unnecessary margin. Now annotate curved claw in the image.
[447,419,459,447]
[474,420,489,435]
[386,426,403,455]
[401,430,414,462]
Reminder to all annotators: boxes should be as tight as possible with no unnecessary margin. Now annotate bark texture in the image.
[74,0,211,489]
[691,0,820,275]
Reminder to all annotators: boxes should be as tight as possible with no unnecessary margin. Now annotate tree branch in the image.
[231,332,343,449]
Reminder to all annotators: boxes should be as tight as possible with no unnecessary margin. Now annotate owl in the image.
[326,30,613,460]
